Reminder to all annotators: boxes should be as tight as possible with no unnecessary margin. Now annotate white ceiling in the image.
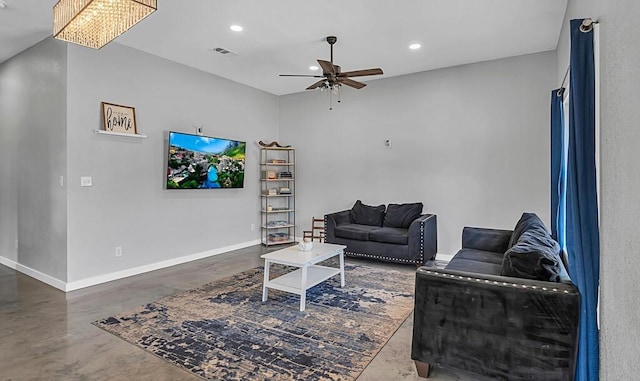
[0,0,567,95]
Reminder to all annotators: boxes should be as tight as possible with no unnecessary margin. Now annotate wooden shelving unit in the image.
[260,147,296,246]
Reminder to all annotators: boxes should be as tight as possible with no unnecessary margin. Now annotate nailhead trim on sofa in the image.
[344,250,422,264]
[422,270,572,293]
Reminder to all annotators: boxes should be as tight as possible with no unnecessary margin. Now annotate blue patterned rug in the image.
[93,263,414,380]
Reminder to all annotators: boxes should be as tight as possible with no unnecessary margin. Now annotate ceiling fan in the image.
[280,36,383,108]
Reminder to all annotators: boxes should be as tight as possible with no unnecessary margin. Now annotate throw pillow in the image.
[383,202,423,229]
[501,229,562,282]
[349,200,386,226]
[508,212,547,249]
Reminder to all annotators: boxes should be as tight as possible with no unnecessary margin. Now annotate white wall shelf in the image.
[94,130,147,138]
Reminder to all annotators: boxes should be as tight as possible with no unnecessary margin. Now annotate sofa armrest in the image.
[409,214,437,263]
[324,210,351,242]
[462,227,513,253]
[411,267,580,381]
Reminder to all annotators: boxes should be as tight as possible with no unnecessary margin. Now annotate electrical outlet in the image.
[251,223,256,231]
[115,246,123,257]
[80,176,93,187]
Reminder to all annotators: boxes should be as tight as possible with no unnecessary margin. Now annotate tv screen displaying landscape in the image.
[167,131,246,189]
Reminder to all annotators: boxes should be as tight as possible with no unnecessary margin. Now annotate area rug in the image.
[93,263,415,380]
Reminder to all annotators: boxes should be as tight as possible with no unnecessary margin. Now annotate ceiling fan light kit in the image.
[53,0,157,49]
[280,35,383,109]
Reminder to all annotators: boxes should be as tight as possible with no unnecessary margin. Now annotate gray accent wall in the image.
[65,43,278,282]
[558,1,640,379]
[0,38,68,281]
[279,51,556,255]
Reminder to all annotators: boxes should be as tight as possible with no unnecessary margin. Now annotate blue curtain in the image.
[567,19,600,381]
[550,88,565,242]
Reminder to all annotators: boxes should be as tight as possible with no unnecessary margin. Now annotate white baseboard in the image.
[0,255,17,270]
[2,243,453,292]
[0,255,67,291]
[1,239,261,293]
[65,239,261,292]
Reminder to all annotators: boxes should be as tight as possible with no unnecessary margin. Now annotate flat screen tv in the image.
[167,131,246,189]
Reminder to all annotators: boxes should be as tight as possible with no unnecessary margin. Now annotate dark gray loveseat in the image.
[411,212,580,381]
[324,200,437,265]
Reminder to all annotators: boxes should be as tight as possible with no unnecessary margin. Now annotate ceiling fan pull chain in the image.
[329,89,333,110]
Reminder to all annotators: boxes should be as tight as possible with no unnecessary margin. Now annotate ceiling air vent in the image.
[210,47,237,56]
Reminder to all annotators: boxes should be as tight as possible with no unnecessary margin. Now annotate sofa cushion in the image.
[501,229,562,282]
[462,227,512,254]
[349,200,385,226]
[369,227,409,245]
[334,224,379,241]
[508,212,547,248]
[451,248,505,265]
[383,202,423,229]
[445,254,503,276]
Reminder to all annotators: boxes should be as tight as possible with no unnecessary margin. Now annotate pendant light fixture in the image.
[53,0,157,49]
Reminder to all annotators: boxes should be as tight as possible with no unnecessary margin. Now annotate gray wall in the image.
[0,38,68,281]
[279,51,556,255]
[65,43,279,282]
[558,1,640,379]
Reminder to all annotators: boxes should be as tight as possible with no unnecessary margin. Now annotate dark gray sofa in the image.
[324,200,437,265]
[411,212,580,381]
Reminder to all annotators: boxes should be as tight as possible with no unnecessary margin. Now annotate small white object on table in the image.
[261,242,347,312]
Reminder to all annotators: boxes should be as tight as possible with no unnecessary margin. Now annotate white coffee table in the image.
[261,242,347,311]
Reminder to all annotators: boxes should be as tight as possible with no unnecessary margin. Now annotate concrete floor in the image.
[0,245,472,381]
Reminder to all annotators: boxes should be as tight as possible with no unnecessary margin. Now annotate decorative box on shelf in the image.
[268,232,291,243]
[266,220,289,228]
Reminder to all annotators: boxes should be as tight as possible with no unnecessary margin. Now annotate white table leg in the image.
[339,250,345,287]
[262,259,270,302]
[300,265,308,311]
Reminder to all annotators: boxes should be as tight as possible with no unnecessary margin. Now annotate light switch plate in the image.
[80,176,93,187]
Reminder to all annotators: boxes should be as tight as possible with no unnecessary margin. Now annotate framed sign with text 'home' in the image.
[101,102,137,135]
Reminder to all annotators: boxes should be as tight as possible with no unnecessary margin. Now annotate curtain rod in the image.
[580,18,599,33]
[557,18,599,97]
[557,66,569,97]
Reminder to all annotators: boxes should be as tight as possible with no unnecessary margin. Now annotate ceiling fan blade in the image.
[280,74,324,77]
[339,78,366,89]
[317,60,336,75]
[306,80,327,90]
[338,68,383,78]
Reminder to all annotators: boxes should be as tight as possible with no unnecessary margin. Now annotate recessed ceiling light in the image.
[409,43,421,50]
[230,25,243,32]
[309,65,319,71]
